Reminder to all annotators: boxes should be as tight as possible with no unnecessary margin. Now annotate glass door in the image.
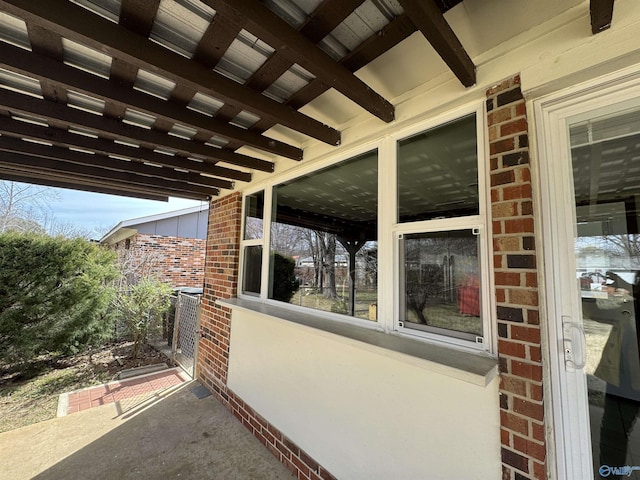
[571,105,640,478]
[540,80,640,479]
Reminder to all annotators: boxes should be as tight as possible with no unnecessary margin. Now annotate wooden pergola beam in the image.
[0,41,302,160]
[397,0,476,87]
[0,169,169,201]
[0,0,341,145]
[0,163,208,201]
[0,116,251,183]
[256,14,418,133]
[591,0,615,34]
[207,0,395,123]
[0,135,232,190]
[0,150,217,199]
[0,89,274,172]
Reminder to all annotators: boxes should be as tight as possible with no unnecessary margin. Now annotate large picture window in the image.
[269,150,378,320]
[239,107,489,350]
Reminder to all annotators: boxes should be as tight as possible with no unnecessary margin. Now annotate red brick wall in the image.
[112,233,205,288]
[197,193,337,480]
[487,75,547,480]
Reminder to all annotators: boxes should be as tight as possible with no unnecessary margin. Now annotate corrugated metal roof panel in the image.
[230,110,260,129]
[123,108,157,129]
[319,0,401,60]
[0,68,42,97]
[169,123,198,139]
[262,0,322,28]
[67,90,106,115]
[215,30,274,84]
[263,64,314,102]
[150,0,214,58]
[68,127,100,138]
[187,92,224,117]
[204,136,229,147]
[134,69,177,100]
[71,0,121,23]
[11,113,48,127]
[0,11,29,50]
[62,38,112,78]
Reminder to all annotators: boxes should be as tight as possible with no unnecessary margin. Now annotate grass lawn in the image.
[290,288,377,320]
[0,341,169,433]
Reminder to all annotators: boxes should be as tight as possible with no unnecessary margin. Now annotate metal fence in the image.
[171,292,201,378]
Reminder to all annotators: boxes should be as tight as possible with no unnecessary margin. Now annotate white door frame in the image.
[535,66,640,480]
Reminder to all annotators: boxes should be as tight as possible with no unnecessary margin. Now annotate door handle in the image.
[562,316,587,370]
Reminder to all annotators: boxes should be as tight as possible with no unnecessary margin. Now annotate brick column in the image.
[198,192,242,391]
[487,76,547,480]
[196,192,336,480]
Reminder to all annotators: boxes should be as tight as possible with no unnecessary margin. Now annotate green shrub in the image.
[113,278,172,359]
[271,253,299,303]
[0,233,118,364]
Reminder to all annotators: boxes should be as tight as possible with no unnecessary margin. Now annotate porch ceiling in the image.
[0,0,614,202]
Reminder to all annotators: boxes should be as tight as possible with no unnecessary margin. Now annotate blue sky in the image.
[49,187,205,238]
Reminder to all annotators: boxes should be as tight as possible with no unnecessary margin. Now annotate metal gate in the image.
[171,292,201,378]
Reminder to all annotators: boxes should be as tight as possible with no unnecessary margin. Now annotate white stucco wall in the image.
[227,309,501,480]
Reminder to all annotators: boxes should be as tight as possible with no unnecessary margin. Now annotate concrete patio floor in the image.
[0,380,294,480]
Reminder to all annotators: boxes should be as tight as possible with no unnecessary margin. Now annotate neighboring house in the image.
[100,205,208,289]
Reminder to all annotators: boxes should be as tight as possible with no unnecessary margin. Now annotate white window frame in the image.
[390,104,493,351]
[237,101,494,353]
[239,188,268,297]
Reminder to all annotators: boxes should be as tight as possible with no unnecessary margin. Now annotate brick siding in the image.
[487,75,547,480]
[112,233,205,288]
[197,193,336,480]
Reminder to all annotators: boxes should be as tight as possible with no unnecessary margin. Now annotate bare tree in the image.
[0,181,59,234]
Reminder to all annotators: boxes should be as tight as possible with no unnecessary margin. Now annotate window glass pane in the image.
[401,229,482,339]
[244,191,264,240]
[398,114,478,222]
[269,151,378,320]
[242,245,262,294]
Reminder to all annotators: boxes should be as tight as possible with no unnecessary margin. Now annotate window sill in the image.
[217,297,499,387]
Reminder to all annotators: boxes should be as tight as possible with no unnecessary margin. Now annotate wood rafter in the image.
[206,0,395,122]
[591,0,615,34]
[0,0,341,146]
[0,116,251,182]
[0,42,302,160]
[0,89,275,172]
[223,0,365,150]
[0,150,217,198]
[254,14,418,136]
[0,168,170,201]
[0,135,232,190]
[397,0,476,87]
[0,0,510,203]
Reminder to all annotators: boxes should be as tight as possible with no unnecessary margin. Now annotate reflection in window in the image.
[244,191,264,240]
[397,114,478,223]
[242,245,262,295]
[400,230,482,340]
[241,191,264,295]
[269,151,378,320]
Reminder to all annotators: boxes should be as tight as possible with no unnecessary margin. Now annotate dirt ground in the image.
[0,341,170,433]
